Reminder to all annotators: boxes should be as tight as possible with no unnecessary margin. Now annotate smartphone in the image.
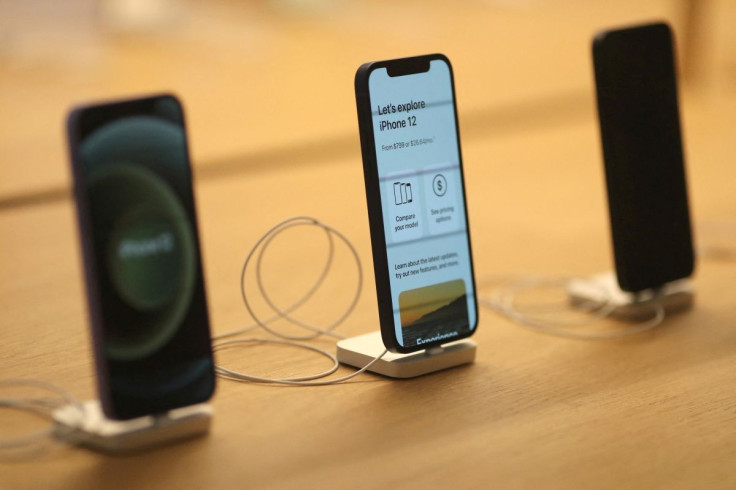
[355,54,478,353]
[593,22,694,292]
[67,94,215,419]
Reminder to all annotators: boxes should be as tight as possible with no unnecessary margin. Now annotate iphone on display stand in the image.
[569,23,694,316]
[65,94,216,430]
[338,54,478,376]
[594,22,694,292]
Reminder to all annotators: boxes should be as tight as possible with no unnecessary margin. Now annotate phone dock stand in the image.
[567,271,694,319]
[52,400,212,454]
[337,331,476,378]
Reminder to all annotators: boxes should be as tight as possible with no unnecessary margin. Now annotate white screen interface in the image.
[369,59,477,349]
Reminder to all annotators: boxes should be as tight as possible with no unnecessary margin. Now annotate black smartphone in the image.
[593,22,694,292]
[355,54,478,354]
[67,94,216,419]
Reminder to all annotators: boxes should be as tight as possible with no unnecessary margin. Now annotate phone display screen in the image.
[594,23,693,291]
[366,58,477,350]
[70,95,215,419]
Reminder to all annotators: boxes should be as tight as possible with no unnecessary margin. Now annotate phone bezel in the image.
[355,53,479,354]
[67,93,216,419]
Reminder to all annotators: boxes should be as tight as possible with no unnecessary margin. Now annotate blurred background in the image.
[1,0,734,205]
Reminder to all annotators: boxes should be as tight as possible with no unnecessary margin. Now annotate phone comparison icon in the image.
[394,182,413,205]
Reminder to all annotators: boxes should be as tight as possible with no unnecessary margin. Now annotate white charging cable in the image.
[212,216,387,385]
[479,275,665,340]
[0,379,84,457]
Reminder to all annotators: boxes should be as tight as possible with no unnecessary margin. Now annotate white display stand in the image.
[337,331,476,379]
[567,272,694,319]
[52,400,212,454]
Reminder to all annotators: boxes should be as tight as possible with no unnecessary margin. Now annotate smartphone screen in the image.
[356,55,478,353]
[68,95,215,419]
[594,22,694,292]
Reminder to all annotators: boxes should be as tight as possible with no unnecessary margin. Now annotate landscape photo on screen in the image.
[398,278,469,346]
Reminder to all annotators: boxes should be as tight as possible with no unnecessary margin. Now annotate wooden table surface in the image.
[2,1,735,488]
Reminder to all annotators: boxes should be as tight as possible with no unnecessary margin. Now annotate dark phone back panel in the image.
[593,23,694,292]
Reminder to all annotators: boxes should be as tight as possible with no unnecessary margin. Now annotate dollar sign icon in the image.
[433,174,447,197]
